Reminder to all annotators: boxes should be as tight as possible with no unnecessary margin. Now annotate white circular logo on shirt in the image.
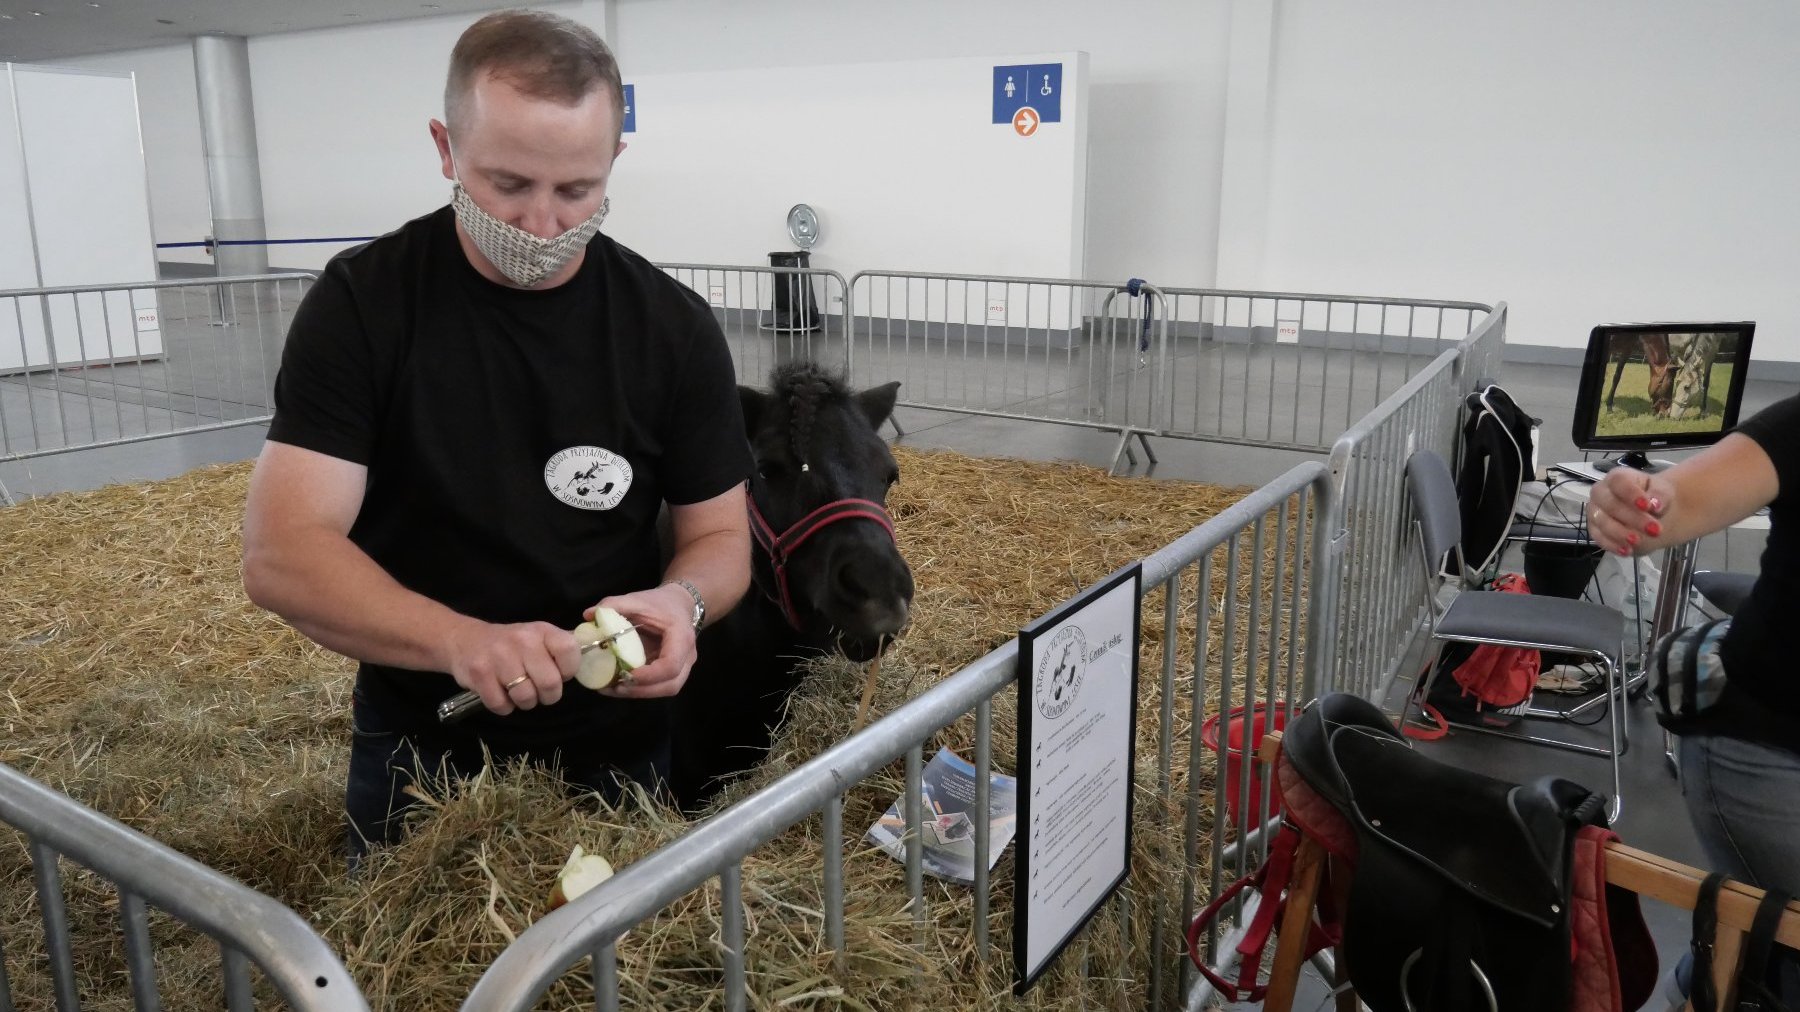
[544,446,632,511]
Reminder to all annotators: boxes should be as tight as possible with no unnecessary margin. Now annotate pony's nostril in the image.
[834,562,874,601]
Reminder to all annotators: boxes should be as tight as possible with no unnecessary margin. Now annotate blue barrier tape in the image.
[155,236,376,249]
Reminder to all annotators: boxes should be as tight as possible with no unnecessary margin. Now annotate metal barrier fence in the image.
[845,270,1168,469]
[1154,288,1492,451]
[0,274,315,462]
[459,461,1333,1011]
[655,263,850,392]
[0,762,366,1012]
[1321,305,1509,700]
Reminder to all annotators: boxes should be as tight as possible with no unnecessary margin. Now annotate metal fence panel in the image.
[1321,304,1509,700]
[655,263,850,392]
[0,274,315,462]
[1153,289,1490,452]
[847,270,1167,469]
[0,762,367,1011]
[459,461,1333,1012]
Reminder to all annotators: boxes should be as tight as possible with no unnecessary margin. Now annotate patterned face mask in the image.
[450,180,609,288]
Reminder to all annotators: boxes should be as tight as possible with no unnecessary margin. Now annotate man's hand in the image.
[585,583,697,699]
[445,620,581,715]
[1588,467,1671,557]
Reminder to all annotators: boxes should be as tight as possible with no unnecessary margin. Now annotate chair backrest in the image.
[1404,449,1462,579]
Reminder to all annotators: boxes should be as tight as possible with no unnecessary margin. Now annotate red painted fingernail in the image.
[1646,521,1661,537]
[1635,497,1649,510]
[1626,533,1638,545]
[1618,548,1630,556]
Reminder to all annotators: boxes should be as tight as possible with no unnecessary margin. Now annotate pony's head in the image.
[741,363,913,661]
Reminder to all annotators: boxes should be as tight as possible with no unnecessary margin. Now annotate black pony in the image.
[670,363,914,808]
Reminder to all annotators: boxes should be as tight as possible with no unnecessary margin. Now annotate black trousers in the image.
[344,694,670,861]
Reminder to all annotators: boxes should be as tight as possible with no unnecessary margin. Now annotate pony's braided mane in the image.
[770,363,849,469]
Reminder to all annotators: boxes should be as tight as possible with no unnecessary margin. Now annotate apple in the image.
[572,622,618,689]
[546,844,614,910]
[571,606,646,691]
[592,606,646,671]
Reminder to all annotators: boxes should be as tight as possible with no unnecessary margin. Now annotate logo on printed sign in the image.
[134,310,159,332]
[1035,624,1086,720]
[1013,107,1040,137]
[544,445,632,511]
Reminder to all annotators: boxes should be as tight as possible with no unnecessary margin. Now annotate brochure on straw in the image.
[866,747,1018,885]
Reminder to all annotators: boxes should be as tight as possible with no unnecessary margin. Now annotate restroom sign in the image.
[622,83,635,133]
[993,64,1063,125]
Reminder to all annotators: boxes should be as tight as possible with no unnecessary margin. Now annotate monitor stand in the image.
[1591,451,1668,475]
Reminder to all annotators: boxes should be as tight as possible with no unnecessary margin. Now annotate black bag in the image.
[1457,383,1538,577]
[1649,619,1732,732]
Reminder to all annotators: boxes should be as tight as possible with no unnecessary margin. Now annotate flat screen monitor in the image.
[1570,322,1755,473]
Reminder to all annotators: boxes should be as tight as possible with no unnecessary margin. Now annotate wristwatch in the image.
[670,578,706,631]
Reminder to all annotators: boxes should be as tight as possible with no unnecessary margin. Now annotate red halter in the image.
[747,494,895,630]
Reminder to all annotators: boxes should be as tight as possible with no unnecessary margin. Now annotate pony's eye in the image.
[758,461,788,482]
[886,469,901,487]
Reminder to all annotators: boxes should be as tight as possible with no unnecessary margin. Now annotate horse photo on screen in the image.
[1595,332,1733,438]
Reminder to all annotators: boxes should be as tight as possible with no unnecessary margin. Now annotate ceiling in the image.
[0,0,522,63]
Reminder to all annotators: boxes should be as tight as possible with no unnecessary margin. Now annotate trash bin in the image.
[764,250,821,333]
[1522,540,1603,601]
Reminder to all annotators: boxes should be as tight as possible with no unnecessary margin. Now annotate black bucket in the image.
[1522,540,1604,600]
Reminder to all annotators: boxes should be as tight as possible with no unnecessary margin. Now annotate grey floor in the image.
[5,309,1796,1009]
[0,277,305,468]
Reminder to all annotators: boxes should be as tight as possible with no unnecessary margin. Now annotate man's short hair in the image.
[445,9,624,137]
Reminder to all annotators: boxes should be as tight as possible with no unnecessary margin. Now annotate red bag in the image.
[1407,573,1540,741]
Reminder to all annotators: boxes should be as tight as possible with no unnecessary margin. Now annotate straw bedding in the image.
[0,445,1295,1010]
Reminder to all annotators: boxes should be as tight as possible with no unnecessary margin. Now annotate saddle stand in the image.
[1190,693,1660,1012]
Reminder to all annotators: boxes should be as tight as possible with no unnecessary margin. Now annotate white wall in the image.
[608,53,1089,287]
[48,0,1800,365]
[247,10,496,265]
[616,0,1229,288]
[1242,0,1800,363]
[44,45,212,265]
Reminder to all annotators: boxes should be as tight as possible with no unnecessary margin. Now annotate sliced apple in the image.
[591,606,646,672]
[572,621,618,689]
[546,844,614,910]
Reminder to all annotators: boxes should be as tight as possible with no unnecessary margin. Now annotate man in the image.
[241,10,752,857]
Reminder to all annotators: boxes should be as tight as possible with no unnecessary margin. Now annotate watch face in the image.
[787,204,819,249]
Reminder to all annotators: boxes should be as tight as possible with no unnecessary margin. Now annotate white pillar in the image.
[1214,0,1280,290]
[192,34,268,277]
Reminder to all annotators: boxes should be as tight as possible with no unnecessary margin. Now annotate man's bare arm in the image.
[241,440,577,713]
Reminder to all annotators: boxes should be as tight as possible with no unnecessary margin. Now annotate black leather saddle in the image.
[1283,693,1609,1011]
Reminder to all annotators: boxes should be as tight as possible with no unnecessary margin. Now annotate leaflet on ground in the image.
[866,747,1018,885]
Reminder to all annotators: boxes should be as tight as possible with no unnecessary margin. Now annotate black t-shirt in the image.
[267,206,751,751]
[1715,392,1800,748]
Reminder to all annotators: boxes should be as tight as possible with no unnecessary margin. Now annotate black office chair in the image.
[1691,571,1756,616]
[1402,450,1630,822]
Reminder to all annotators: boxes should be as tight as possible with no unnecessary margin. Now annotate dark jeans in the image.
[344,696,671,862]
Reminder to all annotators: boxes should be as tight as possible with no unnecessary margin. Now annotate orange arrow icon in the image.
[1013,106,1039,137]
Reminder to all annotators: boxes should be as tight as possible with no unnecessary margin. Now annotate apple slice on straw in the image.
[546,844,615,910]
